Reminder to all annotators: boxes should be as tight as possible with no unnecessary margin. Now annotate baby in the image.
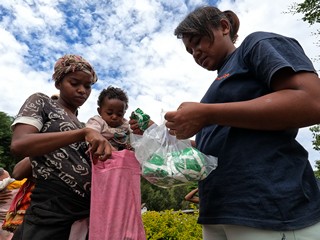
[86,86,133,151]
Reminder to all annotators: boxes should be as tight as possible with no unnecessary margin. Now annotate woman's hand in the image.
[164,102,208,139]
[84,128,112,164]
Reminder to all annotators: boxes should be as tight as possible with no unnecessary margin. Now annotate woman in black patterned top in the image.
[10,54,112,240]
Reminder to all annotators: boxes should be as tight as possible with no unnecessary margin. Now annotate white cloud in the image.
[0,0,319,168]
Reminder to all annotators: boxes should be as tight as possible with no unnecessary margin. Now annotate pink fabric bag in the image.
[89,150,146,240]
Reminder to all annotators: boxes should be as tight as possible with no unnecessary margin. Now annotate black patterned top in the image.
[12,93,91,198]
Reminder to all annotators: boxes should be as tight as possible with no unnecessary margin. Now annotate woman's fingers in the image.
[87,135,112,164]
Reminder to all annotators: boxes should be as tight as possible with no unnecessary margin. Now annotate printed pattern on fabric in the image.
[13,93,91,198]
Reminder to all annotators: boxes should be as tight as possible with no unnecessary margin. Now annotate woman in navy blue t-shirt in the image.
[164,6,320,240]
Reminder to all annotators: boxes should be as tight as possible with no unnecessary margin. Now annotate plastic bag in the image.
[130,123,218,188]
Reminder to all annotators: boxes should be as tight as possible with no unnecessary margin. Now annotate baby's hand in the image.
[129,118,154,135]
[130,108,153,132]
[129,119,144,135]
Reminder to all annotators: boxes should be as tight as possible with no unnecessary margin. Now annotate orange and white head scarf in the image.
[52,54,98,84]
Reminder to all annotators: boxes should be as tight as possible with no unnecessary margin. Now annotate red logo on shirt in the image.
[215,73,230,81]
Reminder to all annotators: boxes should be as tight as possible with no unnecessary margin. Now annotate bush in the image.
[142,209,201,239]
[0,111,14,172]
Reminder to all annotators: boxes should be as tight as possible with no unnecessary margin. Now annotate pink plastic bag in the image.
[89,150,146,240]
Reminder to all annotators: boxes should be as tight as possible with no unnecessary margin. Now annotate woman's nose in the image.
[77,86,86,94]
[192,48,201,60]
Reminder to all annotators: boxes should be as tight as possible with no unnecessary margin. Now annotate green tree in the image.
[288,0,320,61]
[314,160,320,178]
[0,111,15,173]
[289,0,320,25]
[310,125,320,177]
[141,177,195,211]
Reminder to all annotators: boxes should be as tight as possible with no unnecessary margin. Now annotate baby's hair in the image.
[0,167,4,176]
[51,94,59,100]
[97,86,129,110]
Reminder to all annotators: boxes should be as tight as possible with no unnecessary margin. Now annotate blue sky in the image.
[0,0,319,168]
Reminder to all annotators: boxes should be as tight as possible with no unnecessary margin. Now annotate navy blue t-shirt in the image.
[196,31,320,230]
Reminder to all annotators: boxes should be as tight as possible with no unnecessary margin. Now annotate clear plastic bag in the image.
[130,123,218,188]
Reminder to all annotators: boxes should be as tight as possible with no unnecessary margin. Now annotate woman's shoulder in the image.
[26,92,50,102]
[242,31,296,47]
[13,92,56,130]
[33,92,50,99]
[245,31,284,40]
[238,31,299,58]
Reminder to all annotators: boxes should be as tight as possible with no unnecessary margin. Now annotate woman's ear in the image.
[220,19,230,35]
[97,107,101,115]
[55,81,61,90]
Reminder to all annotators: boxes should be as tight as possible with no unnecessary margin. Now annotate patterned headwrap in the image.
[52,54,98,84]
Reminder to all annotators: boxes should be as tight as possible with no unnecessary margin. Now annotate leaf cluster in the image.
[142,210,201,240]
[287,0,320,61]
[292,0,320,25]
[141,177,198,211]
[0,111,15,173]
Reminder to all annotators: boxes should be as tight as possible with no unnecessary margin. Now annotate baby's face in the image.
[0,170,10,181]
[98,98,126,128]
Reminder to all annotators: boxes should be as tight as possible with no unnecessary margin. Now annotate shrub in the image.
[142,209,201,239]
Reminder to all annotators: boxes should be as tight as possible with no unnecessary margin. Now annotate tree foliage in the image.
[141,177,197,211]
[0,111,15,173]
[289,0,320,25]
[310,125,320,151]
[314,160,320,178]
[288,0,320,62]
[310,125,320,177]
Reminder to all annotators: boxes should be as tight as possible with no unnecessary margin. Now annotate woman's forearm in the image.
[204,88,320,130]
[11,128,87,158]
[12,157,32,180]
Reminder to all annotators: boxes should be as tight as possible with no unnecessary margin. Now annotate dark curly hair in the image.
[97,86,129,110]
